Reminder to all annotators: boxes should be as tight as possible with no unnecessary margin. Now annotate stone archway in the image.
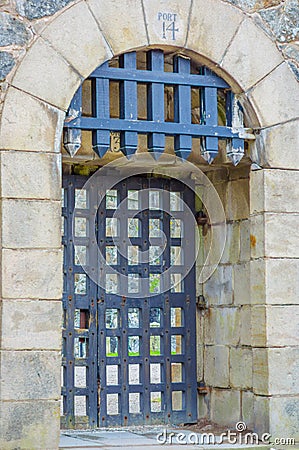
[0,1,298,448]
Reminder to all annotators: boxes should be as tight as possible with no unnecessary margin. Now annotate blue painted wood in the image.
[92,62,110,158]
[90,66,230,89]
[64,50,245,165]
[147,50,165,159]
[65,116,241,142]
[119,52,138,157]
[202,68,218,163]
[63,174,197,427]
[174,56,192,160]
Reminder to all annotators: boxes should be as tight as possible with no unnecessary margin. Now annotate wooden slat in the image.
[64,116,239,139]
[92,63,110,157]
[174,56,192,160]
[90,66,230,89]
[147,50,165,159]
[203,68,218,163]
[119,52,138,157]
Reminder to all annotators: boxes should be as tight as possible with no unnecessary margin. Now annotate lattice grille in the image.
[63,50,245,165]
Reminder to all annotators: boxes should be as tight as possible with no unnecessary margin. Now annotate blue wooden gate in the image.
[61,174,197,427]
[61,49,246,427]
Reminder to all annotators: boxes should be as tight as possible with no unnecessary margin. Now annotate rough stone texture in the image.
[16,0,75,20]
[204,345,230,387]
[2,248,62,299]
[252,305,299,347]
[0,87,65,152]
[250,259,266,304]
[251,305,267,346]
[259,0,299,43]
[187,0,243,64]
[251,169,299,213]
[250,214,264,259]
[1,300,62,350]
[288,59,299,80]
[0,51,15,80]
[226,179,249,221]
[12,38,82,111]
[0,11,31,46]
[239,220,250,262]
[204,307,240,345]
[0,151,61,200]
[240,305,252,345]
[265,213,299,258]
[265,258,299,305]
[143,0,191,48]
[267,305,299,346]
[230,347,253,388]
[222,17,283,90]
[249,62,299,127]
[254,395,270,436]
[0,400,60,449]
[204,265,233,305]
[221,222,240,264]
[210,389,241,426]
[242,391,254,429]
[42,2,112,79]
[2,199,61,248]
[233,262,250,305]
[87,0,148,54]
[253,347,299,395]
[269,396,299,440]
[253,120,299,170]
[0,350,61,400]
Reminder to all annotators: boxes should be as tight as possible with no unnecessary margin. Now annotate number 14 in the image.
[162,21,179,41]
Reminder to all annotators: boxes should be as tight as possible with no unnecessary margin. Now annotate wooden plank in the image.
[174,56,192,160]
[147,50,165,159]
[92,63,110,158]
[65,116,240,139]
[119,52,138,157]
[202,68,219,163]
[90,66,230,89]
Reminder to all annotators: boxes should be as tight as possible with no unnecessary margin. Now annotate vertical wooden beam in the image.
[92,62,111,158]
[202,68,218,163]
[174,56,192,160]
[147,50,165,159]
[119,52,138,157]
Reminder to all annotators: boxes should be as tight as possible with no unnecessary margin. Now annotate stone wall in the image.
[0,0,298,90]
[196,165,253,427]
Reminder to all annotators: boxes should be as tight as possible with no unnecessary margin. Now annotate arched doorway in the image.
[60,48,246,428]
